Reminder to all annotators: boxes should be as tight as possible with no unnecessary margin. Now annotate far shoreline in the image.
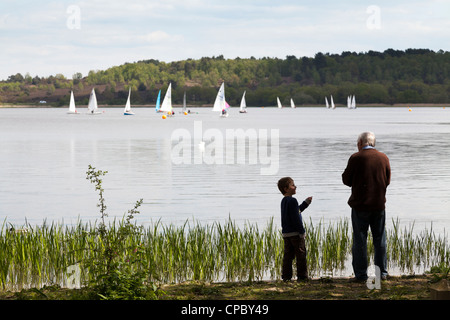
[1,103,449,109]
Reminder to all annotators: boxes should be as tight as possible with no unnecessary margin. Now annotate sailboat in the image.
[222,101,230,117]
[67,90,78,114]
[123,88,135,115]
[239,91,247,113]
[330,95,336,109]
[346,95,356,109]
[277,97,282,108]
[87,88,101,114]
[325,97,330,109]
[290,98,296,108]
[212,82,228,117]
[160,83,173,115]
[182,91,187,114]
[155,90,161,112]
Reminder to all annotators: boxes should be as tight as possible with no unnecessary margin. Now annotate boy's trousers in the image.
[282,235,307,280]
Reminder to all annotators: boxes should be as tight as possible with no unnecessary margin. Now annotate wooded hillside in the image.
[1,49,449,106]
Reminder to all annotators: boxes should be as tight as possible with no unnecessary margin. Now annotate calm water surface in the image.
[0,106,449,237]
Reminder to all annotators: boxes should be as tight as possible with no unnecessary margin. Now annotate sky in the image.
[0,0,449,81]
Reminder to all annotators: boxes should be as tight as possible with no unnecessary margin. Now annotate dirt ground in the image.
[160,275,434,300]
[1,274,447,301]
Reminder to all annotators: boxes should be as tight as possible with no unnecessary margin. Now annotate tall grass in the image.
[1,216,449,290]
[305,218,351,276]
[386,218,449,273]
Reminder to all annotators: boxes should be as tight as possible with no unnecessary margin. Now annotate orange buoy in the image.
[162,115,167,119]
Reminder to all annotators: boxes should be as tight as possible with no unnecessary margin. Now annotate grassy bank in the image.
[1,217,448,292]
[0,275,445,300]
[160,275,436,300]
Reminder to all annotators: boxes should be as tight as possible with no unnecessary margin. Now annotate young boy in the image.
[277,177,313,281]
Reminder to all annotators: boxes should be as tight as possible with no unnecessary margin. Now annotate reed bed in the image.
[1,217,449,290]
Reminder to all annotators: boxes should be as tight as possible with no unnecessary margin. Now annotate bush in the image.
[85,165,164,300]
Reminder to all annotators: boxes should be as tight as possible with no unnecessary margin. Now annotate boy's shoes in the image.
[348,277,367,283]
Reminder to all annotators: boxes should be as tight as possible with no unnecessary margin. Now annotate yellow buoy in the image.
[162,115,167,119]
[408,108,412,112]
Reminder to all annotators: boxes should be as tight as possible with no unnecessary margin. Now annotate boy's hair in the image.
[277,177,293,194]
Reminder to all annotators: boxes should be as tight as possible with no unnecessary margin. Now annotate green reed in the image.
[386,218,450,273]
[305,218,351,276]
[1,217,449,290]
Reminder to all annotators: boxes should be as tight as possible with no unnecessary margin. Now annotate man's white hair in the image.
[358,132,376,147]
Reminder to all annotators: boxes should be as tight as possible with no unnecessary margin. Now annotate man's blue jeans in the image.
[351,209,388,280]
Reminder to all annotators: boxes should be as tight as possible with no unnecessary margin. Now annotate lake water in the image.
[1,106,449,238]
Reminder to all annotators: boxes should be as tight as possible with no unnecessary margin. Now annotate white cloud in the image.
[141,31,175,43]
[0,0,449,80]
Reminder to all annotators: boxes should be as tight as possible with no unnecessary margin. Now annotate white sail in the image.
[325,97,329,109]
[68,90,77,114]
[239,91,247,113]
[290,98,295,108]
[160,83,173,113]
[277,97,282,108]
[212,82,225,112]
[347,95,356,109]
[330,95,335,109]
[182,91,186,112]
[124,88,134,115]
[87,88,100,114]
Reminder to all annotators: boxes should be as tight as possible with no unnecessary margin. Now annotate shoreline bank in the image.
[0,274,445,300]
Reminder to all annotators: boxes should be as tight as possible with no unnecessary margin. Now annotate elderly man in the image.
[342,132,391,282]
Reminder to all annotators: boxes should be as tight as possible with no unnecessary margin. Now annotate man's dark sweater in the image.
[342,148,391,211]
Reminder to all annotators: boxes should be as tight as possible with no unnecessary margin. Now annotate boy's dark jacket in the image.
[280,196,310,235]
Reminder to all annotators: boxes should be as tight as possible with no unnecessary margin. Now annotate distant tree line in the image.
[1,48,449,106]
